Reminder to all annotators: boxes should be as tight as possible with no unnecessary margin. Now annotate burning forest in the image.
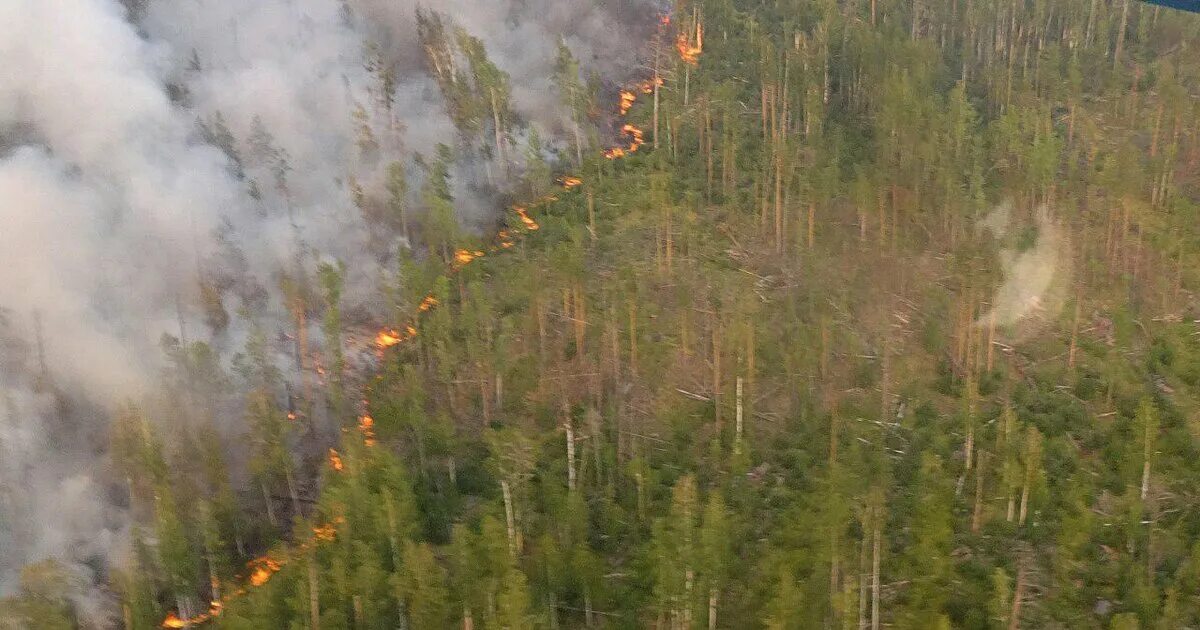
[14,0,1184,627]
[0,0,676,625]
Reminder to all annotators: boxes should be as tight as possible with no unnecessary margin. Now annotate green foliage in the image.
[94,2,1200,629]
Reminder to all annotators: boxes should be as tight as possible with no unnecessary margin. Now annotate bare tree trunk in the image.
[490,88,506,169]
[712,323,722,431]
[871,517,881,630]
[502,480,517,557]
[285,464,302,518]
[986,312,996,371]
[708,588,718,630]
[1114,0,1130,72]
[1068,296,1080,370]
[566,407,577,492]
[261,481,277,528]
[858,535,868,630]
[652,53,661,149]
[1018,475,1031,526]
[308,553,321,630]
[1007,553,1027,630]
[972,452,986,534]
[734,376,744,454]
[1141,448,1152,501]
[587,192,596,243]
[683,569,694,629]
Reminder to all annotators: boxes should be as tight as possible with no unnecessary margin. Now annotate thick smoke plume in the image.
[0,0,653,616]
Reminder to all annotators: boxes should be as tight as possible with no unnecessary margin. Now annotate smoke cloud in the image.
[976,203,1072,334]
[0,0,653,616]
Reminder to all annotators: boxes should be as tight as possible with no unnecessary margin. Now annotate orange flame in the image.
[676,21,703,65]
[164,14,666,630]
[313,522,338,542]
[248,557,283,587]
[376,329,402,349]
[622,123,645,151]
[161,600,222,627]
[453,249,486,269]
[619,90,636,116]
[358,415,377,447]
[515,207,540,231]
[286,411,297,422]
[638,77,663,94]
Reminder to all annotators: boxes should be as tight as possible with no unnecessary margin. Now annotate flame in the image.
[160,17,665,630]
[619,90,636,116]
[313,522,338,542]
[453,248,486,269]
[248,557,283,587]
[161,600,223,627]
[358,414,377,447]
[286,411,297,422]
[376,329,402,349]
[638,77,663,94]
[622,123,645,152]
[676,21,703,65]
[515,206,540,231]
[497,229,515,249]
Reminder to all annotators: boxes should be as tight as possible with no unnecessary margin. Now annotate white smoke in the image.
[976,202,1071,332]
[0,0,652,614]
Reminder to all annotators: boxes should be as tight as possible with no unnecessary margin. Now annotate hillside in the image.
[9,0,1200,629]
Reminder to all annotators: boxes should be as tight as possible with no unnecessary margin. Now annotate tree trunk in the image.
[1068,296,1080,370]
[972,451,987,534]
[1018,476,1030,526]
[682,569,695,629]
[712,323,722,431]
[566,407,577,492]
[652,55,661,149]
[734,376,744,454]
[308,553,321,630]
[587,192,596,243]
[1114,0,1130,72]
[986,313,996,371]
[1007,553,1026,630]
[1141,448,1152,501]
[261,481,277,527]
[501,480,518,557]
[871,516,881,630]
[490,88,506,169]
[285,464,302,518]
[708,588,718,630]
[858,535,868,630]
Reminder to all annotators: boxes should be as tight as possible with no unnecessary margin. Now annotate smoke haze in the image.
[0,0,653,616]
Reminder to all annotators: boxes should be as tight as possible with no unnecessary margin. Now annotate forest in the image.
[6,0,1200,628]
